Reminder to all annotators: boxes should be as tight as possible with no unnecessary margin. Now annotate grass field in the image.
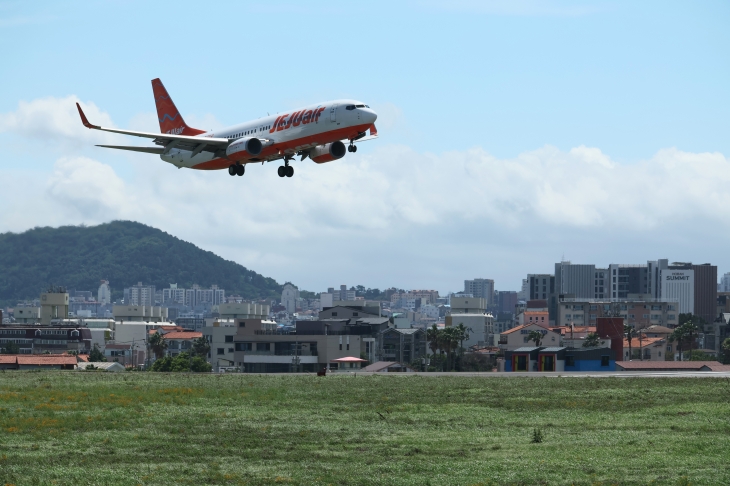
[0,372,729,485]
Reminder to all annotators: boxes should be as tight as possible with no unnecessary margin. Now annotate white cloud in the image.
[2,143,728,293]
[0,95,117,148]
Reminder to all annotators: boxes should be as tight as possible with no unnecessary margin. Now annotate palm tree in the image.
[669,326,688,361]
[527,330,543,347]
[427,324,440,358]
[440,327,461,371]
[148,331,168,360]
[455,323,471,354]
[624,324,636,361]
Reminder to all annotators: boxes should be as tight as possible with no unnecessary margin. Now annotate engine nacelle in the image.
[310,141,346,164]
[226,137,263,161]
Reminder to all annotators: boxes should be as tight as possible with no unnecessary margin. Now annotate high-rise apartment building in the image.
[719,272,730,292]
[124,282,156,306]
[464,279,495,307]
[496,291,518,314]
[528,274,556,323]
[163,284,186,305]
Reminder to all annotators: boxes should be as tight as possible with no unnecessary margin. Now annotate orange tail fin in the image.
[151,78,205,135]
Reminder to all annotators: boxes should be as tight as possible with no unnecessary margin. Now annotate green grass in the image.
[0,373,729,485]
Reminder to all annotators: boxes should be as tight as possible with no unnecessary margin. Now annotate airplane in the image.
[75,78,378,178]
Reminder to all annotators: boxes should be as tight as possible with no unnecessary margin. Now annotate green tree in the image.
[527,330,543,347]
[683,320,699,361]
[583,332,601,348]
[150,352,211,372]
[1,342,20,354]
[191,336,211,358]
[88,344,107,362]
[688,350,715,361]
[148,331,168,359]
[722,338,730,364]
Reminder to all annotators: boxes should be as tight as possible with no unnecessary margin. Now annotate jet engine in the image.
[310,141,346,164]
[226,137,263,161]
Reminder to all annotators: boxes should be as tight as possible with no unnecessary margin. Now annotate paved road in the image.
[337,371,730,378]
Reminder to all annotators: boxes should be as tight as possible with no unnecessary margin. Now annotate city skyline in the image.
[0,1,728,294]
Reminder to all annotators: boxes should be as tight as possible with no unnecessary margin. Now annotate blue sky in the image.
[1,1,729,294]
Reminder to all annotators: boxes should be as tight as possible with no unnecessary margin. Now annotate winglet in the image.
[76,102,99,129]
[370,124,378,136]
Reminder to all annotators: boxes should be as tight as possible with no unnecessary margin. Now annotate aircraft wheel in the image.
[347,145,353,152]
[286,166,294,177]
[352,145,358,152]
[228,165,237,176]
[277,166,286,178]
[236,164,245,176]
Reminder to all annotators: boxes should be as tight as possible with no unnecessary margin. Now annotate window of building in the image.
[601,355,610,367]
[217,348,224,355]
[225,335,233,342]
[353,312,359,317]
[668,315,676,320]
[346,344,350,350]
[590,314,597,320]
[339,344,342,350]
[668,305,675,311]
[643,314,649,319]
[228,348,234,353]
[239,322,245,327]
[332,312,338,317]
[590,305,597,311]
[235,342,252,351]
[256,343,270,351]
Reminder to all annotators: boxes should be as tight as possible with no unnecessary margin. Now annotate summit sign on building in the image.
[660,269,694,315]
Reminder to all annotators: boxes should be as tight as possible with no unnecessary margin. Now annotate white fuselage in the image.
[160,99,377,170]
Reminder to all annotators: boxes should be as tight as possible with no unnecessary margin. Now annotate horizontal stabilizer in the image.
[96,145,165,154]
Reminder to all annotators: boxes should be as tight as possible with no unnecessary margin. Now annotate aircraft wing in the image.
[76,103,229,154]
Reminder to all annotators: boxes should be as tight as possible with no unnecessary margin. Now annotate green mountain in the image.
[0,221,283,304]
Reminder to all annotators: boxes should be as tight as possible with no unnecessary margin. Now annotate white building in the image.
[203,320,238,371]
[163,284,186,304]
[446,313,495,348]
[97,280,111,305]
[281,284,299,314]
[660,268,694,314]
[420,304,440,319]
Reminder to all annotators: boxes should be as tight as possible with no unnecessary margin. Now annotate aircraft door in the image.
[330,104,338,124]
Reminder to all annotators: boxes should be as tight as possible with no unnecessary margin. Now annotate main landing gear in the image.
[348,143,358,153]
[228,164,245,176]
[278,158,294,178]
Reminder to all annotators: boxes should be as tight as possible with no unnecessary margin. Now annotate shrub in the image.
[531,428,544,443]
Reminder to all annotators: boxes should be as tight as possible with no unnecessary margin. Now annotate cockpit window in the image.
[356,104,365,108]
[346,105,356,110]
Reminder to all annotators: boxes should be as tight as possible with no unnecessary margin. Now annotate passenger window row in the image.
[226,125,272,139]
